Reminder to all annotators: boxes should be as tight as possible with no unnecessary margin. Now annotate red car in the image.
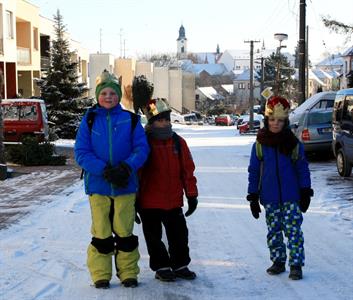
[2,99,49,143]
[215,114,231,126]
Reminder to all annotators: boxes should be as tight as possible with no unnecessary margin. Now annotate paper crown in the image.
[143,98,171,121]
[264,96,290,119]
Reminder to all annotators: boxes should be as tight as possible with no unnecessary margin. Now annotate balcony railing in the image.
[17,47,31,65]
[0,38,3,55]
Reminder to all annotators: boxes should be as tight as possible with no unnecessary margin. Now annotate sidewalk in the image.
[0,155,80,230]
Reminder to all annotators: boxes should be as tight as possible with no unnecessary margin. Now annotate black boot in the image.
[155,269,176,282]
[94,279,110,289]
[174,267,196,280]
[289,266,303,280]
[122,278,138,288]
[266,262,286,275]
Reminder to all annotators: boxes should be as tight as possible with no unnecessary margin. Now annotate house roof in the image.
[342,45,353,56]
[233,69,260,81]
[181,62,228,76]
[316,54,344,67]
[221,84,234,94]
[197,87,224,100]
[193,52,219,64]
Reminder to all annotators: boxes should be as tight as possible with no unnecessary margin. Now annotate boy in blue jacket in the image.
[247,96,313,280]
[75,70,149,289]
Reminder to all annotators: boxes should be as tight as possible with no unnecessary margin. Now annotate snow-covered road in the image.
[0,126,352,300]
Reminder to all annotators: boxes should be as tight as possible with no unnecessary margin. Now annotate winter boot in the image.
[155,268,176,282]
[289,266,303,280]
[94,279,110,289]
[266,262,286,275]
[122,278,138,288]
[174,267,197,280]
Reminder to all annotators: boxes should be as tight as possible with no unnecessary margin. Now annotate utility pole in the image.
[0,69,6,180]
[305,25,309,99]
[298,0,306,104]
[99,28,102,53]
[119,28,123,58]
[245,39,260,131]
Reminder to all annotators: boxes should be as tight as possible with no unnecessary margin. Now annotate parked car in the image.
[237,114,264,134]
[182,113,199,125]
[289,91,337,153]
[205,116,215,125]
[171,112,184,123]
[1,99,49,143]
[332,88,353,177]
[215,114,232,126]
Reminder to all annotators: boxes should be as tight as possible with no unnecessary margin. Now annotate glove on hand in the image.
[246,193,261,219]
[185,197,198,217]
[299,188,314,213]
[103,162,132,188]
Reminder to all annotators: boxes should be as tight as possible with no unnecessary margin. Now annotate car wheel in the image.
[336,148,352,177]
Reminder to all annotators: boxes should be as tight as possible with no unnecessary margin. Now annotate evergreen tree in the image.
[36,10,92,139]
[37,10,87,108]
[256,52,296,99]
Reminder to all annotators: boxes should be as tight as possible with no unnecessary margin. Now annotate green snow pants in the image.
[87,193,140,283]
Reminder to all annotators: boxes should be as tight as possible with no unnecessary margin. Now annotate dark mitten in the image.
[185,197,198,217]
[103,162,132,188]
[250,200,261,219]
[246,193,261,219]
[134,197,141,224]
[299,188,314,213]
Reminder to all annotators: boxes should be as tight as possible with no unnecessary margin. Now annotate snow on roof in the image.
[182,63,228,76]
[197,86,224,100]
[342,45,353,56]
[221,84,233,94]
[308,69,326,86]
[233,69,259,81]
[316,54,344,67]
[194,52,219,64]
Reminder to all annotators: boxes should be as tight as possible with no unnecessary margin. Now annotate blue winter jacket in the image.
[247,142,311,205]
[75,104,149,196]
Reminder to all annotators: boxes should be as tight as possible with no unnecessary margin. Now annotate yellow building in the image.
[0,0,89,99]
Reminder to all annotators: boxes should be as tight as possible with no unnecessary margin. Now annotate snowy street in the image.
[0,126,352,300]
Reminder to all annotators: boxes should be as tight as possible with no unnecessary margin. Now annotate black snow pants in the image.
[140,208,191,271]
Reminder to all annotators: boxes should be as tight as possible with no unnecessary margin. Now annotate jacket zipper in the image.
[107,111,114,194]
[275,148,283,204]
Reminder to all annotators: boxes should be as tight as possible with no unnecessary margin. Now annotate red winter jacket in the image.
[138,134,198,210]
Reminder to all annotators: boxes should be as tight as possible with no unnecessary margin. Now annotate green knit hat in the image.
[95,70,122,101]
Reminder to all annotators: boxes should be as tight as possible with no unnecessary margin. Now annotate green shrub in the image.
[5,136,66,166]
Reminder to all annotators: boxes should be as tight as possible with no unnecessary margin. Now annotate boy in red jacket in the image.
[138,98,198,282]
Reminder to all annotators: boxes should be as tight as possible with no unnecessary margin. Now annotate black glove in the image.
[247,193,261,219]
[185,197,198,217]
[103,162,132,188]
[299,188,314,213]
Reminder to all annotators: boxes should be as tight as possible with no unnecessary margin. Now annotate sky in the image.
[30,0,352,63]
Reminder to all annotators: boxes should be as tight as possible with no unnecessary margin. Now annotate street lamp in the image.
[274,33,288,95]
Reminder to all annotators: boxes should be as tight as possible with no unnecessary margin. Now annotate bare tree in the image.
[322,16,353,42]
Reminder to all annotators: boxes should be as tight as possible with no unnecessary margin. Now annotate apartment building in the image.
[0,0,89,99]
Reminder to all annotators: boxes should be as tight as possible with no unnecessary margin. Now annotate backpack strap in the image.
[80,108,138,180]
[255,140,263,161]
[291,143,299,162]
[172,132,181,154]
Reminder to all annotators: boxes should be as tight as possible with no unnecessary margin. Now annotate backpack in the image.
[80,107,139,179]
[255,141,300,192]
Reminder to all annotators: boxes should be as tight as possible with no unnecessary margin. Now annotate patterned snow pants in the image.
[265,202,305,266]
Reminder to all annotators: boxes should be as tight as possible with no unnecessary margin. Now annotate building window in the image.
[33,27,38,50]
[6,10,14,39]
[236,66,241,70]
[248,83,250,89]
[238,83,245,89]
[181,46,184,53]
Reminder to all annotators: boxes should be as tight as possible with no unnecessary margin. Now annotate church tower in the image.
[177,24,187,59]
